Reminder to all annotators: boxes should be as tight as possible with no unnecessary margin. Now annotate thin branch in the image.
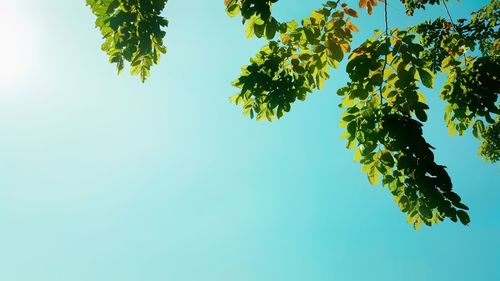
[386,1,405,17]
[442,0,469,67]
[379,0,389,105]
[442,0,458,32]
[384,0,389,39]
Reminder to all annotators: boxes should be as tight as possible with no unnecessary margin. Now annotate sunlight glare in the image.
[0,2,33,87]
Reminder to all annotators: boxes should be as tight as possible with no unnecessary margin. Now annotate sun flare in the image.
[0,3,33,87]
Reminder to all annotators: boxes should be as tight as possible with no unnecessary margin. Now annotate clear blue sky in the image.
[0,0,498,280]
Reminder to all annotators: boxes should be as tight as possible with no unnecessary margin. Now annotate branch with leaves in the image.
[86,0,169,82]
[224,0,498,228]
[87,0,499,228]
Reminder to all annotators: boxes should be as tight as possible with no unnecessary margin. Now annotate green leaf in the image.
[472,120,485,139]
[456,210,470,225]
[380,151,394,167]
[245,17,257,38]
[354,148,361,163]
[329,44,344,62]
[226,1,240,17]
[415,108,428,122]
[265,20,278,39]
[417,67,434,88]
[367,164,380,186]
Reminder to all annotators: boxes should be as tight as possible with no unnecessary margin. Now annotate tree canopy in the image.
[86,0,499,229]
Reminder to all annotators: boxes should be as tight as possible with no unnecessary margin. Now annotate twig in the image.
[379,0,389,104]
[443,0,457,32]
[442,0,469,68]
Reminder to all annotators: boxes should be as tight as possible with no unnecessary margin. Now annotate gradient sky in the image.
[0,0,498,280]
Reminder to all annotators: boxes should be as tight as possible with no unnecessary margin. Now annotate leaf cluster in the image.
[230,2,358,121]
[337,29,469,228]
[401,0,443,16]
[414,1,499,163]
[86,0,168,81]
[225,0,283,39]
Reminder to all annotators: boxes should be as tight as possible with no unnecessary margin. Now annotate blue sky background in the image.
[0,0,498,280]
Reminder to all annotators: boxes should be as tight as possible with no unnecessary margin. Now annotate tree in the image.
[85,0,499,229]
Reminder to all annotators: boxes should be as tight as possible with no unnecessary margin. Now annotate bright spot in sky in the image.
[0,2,34,87]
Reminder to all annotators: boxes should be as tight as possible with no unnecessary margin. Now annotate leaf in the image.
[454,202,469,210]
[447,124,456,136]
[444,192,461,203]
[354,148,362,163]
[344,8,359,18]
[254,22,265,38]
[380,151,394,167]
[265,21,278,39]
[413,219,422,230]
[131,64,141,76]
[317,74,325,89]
[456,210,470,225]
[417,67,434,88]
[472,120,485,139]
[245,17,256,38]
[346,20,359,32]
[226,1,240,17]
[328,43,344,62]
[300,53,312,60]
[340,43,351,53]
[415,108,428,122]
[325,1,338,9]
[367,164,380,185]
[229,93,240,104]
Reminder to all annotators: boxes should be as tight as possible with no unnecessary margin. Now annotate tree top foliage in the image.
[86,0,499,229]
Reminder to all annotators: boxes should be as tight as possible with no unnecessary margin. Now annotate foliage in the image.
[337,29,470,228]
[229,2,357,120]
[478,119,500,163]
[401,0,441,16]
[86,0,168,82]
[225,0,282,39]
[413,0,500,165]
[87,0,499,228]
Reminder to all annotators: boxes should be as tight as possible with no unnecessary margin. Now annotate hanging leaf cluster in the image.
[86,0,169,81]
[337,29,469,228]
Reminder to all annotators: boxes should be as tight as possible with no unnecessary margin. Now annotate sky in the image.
[0,0,498,280]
